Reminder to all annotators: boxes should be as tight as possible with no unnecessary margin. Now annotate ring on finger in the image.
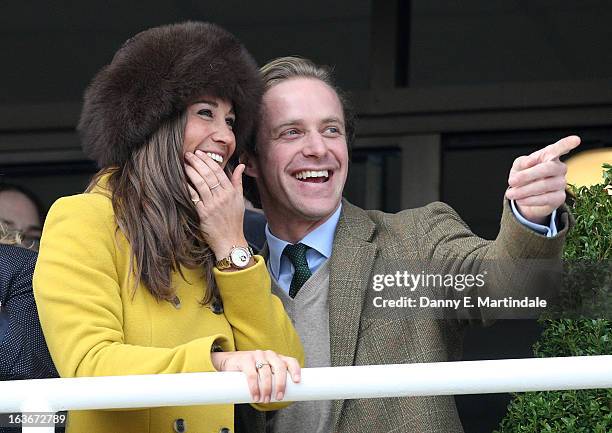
[210,183,221,191]
[255,361,270,370]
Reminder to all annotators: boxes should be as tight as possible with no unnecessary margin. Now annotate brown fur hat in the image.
[78,21,262,167]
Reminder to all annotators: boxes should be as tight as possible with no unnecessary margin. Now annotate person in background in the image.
[0,221,56,380]
[33,22,303,433]
[0,183,44,250]
[0,221,59,433]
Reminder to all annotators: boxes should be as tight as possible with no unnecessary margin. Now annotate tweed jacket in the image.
[33,186,304,433]
[236,198,569,433]
[0,244,57,382]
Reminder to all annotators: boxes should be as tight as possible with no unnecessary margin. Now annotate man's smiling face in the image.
[248,77,349,232]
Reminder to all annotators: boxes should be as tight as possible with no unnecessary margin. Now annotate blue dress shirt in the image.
[266,201,557,294]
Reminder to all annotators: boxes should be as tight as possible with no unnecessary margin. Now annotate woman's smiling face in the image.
[183,97,236,169]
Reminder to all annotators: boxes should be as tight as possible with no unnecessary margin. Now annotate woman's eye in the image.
[226,118,235,128]
[197,109,213,117]
[326,126,340,134]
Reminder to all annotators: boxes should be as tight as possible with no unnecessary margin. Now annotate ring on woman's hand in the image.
[255,361,270,370]
[210,183,221,190]
[191,198,201,205]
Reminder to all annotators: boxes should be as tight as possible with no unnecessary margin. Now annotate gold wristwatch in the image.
[215,245,254,270]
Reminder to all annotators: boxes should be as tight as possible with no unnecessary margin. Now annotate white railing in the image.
[2,355,612,433]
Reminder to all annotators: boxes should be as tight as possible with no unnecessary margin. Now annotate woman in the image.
[33,22,304,433]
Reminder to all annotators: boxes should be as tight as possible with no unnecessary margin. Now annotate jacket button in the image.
[219,428,231,433]
[173,418,186,433]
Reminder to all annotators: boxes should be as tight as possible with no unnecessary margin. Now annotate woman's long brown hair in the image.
[88,112,219,305]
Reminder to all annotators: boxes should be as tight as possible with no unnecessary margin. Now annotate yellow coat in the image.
[33,185,304,433]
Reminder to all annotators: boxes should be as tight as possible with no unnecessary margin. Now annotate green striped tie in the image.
[283,243,312,298]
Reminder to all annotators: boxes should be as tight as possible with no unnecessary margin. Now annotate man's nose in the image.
[303,131,328,157]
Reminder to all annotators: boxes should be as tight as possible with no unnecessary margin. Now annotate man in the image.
[0,184,44,250]
[238,57,576,433]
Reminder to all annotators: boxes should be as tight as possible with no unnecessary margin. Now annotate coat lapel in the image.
[328,200,377,430]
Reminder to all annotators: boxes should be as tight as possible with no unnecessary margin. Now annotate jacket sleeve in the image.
[213,260,304,360]
[33,195,229,378]
[410,199,571,323]
[419,199,570,260]
[213,256,305,411]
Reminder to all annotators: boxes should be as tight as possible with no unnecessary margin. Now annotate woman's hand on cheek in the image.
[184,151,248,259]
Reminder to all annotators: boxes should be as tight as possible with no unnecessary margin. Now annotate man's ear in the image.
[240,153,258,178]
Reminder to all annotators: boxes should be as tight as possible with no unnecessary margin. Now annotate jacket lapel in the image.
[328,200,377,430]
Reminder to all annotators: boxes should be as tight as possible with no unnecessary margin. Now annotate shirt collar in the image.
[265,203,342,279]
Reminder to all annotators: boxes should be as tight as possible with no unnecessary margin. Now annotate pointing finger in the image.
[538,135,581,162]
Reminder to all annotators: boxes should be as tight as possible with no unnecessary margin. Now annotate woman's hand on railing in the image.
[211,350,301,403]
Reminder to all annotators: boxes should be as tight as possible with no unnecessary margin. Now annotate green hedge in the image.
[495,164,612,433]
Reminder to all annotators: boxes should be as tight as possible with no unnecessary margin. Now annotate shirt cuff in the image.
[510,199,558,237]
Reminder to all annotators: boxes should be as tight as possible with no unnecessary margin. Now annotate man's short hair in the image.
[243,56,355,206]
[248,56,355,155]
[260,56,340,92]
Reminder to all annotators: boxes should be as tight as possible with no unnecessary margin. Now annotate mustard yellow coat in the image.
[33,185,304,433]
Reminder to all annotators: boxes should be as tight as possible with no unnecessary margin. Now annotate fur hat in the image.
[78,21,262,167]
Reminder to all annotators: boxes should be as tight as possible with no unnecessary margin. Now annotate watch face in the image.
[230,247,250,268]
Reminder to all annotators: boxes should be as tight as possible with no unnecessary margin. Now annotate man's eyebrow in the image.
[271,120,302,132]
[322,116,343,124]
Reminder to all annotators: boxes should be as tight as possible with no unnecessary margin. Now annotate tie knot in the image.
[283,243,309,265]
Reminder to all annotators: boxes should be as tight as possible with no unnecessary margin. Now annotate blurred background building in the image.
[1,1,611,431]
